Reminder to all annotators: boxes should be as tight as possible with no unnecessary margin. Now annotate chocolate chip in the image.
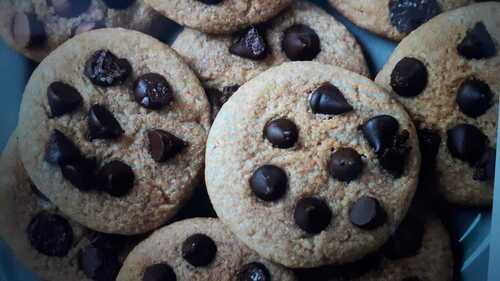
[388,0,441,33]
[102,0,136,10]
[238,262,270,281]
[474,148,496,181]
[84,49,131,87]
[249,165,288,201]
[96,161,134,197]
[390,57,428,97]
[229,26,268,60]
[182,234,217,267]
[383,215,424,259]
[447,124,488,164]
[294,197,332,234]
[47,81,83,117]
[45,129,81,165]
[361,115,400,155]
[456,78,493,118]
[309,83,353,115]
[143,264,176,281]
[197,0,223,4]
[72,21,105,37]
[282,24,320,61]
[27,212,73,257]
[379,130,411,177]
[349,196,386,229]
[88,104,124,140]
[78,244,121,281]
[329,148,363,182]
[133,73,174,109]
[61,157,97,191]
[457,22,497,60]
[146,130,187,163]
[11,12,47,48]
[50,0,91,18]
[264,118,299,148]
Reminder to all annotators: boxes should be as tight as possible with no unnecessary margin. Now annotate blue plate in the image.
[0,1,493,280]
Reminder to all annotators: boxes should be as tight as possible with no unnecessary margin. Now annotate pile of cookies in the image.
[0,1,497,281]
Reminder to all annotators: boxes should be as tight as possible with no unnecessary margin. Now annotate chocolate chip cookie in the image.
[0,0,164,62]
[145,0,293,34]
[0,131,146,281]
[172,1,369,119]
[116,218,297,281]
[205,62,420,268]
[375,2,499,206]
[330,0,476,41]
[17,28,210,234]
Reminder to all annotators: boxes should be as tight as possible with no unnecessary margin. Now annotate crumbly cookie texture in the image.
[205,62,420,268]
[117,218,297,281]
[17,28,210,234]
[0,0,162,62]
[330,0,474,41]
[375,2,499,206]
[145,0,293,34]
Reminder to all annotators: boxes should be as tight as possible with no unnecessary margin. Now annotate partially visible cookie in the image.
[17,28,210,234]
[205,62,420,267]
[0,0,165,62]
[145,0,293,34]
[117,218,297,281]
[375,2,499,206]
[329,0,475,41]
[172,1,369,119]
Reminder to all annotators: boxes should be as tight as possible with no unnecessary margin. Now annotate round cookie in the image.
[145,0,293,34]
[205,62,420,268]
[0,132,146,281]
[172,1,369,119]
[17,28,211,234]
[0,0,165,62]
[375,2,499,206]
[116,218,297,281]
[329,0,476,41]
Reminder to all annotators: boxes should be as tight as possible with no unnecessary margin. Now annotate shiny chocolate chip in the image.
[146,130,187,163]
[282,24,320,61]
[264,118,299,149]
[457,22,496,60]
[456,78,493,118]
[390,57,428,98]
[27,212,73,257]
[361,115,400,155]
[47,81,83,117]
[237,262,270,281]
[249,165,288,201]
[329,148,363,182]
[11,12,47,48]
[84,49,131,87]
[88,104,124,140]
[294,197,332,234]
[143,264,177,281]
[182,234,217,267]
[61,157,97,191]
[45,129,81,165]
[96,160,134,197]
[388,0,441,33]
[349,196,386,229]
[447,124,488,164]
[134,73,174,109]
[229,26,268,60]
[309,83,353,115]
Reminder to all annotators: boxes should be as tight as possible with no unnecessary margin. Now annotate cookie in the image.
[0,131,146,281]
[172,1,369,119]
[0,0,166,62]
[375,2,499,206]
[205,62,420,267]
[329,0,476,41]
[145,0,293,34]
[116,218,297,281]
[17,28,211,234]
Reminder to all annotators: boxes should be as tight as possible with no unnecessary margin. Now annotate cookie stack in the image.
[0,1,497,281]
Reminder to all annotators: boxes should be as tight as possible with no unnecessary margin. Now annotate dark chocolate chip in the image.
[383,215,424,259]
[88,104,124,140]
[294,197,332,234]
[237,262,271,281]
[45,129,81,165]
[249,165,288,201]
[61,157,97,191]
[182,234,217,267]
[11,12,47,48]
[78,244,121,281]
[84,49,131,87]
[72,21,105,37]
[197,0,223,4]
[390,57,428,98]
[447,124,488,164]
[27,212,73,257]
[309,83,353,115]
[229,26,268,60]
[349,196,386,229]
[361,115,400,155]
[388,0,441,33]
[47,81,83,117]
[50,0,91,18]
[133,73,174,109]
[329,148,363,182]
[143,264,177,281]
[146,130,187,163]
[264,118,299,148]
[457,22,497,60]
[96,160,134,197]
[456,78,493,118]
[474,148,496,182]
[102,0,136,10]
[282,24,320,61]
[379,130,411,177]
